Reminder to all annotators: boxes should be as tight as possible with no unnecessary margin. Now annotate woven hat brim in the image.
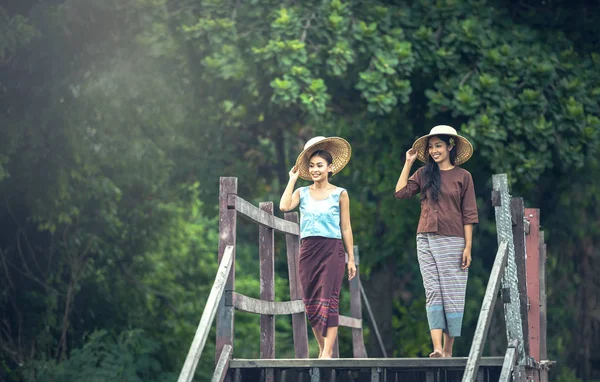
[295,137,352,181]
[412,134,473,165]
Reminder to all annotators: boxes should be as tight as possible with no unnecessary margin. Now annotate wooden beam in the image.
[498,340,519,382]
[491,190,502,207]
[338,315,362,329]
[259,202,275,360]
[216,178,238,365]
[349,247,368,358]
[360,282,387,357]
[228,195,299,235]
[539,231,547,360]
[284,212,309,358]
[229,356,506,369]
[178,246,234,382]
[229,292,305,315]
[525,208,541,361]
[462,241,509,382]
[212,344,233,382]
[511,198,530,358]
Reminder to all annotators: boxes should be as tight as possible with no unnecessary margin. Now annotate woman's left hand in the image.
[461,248,471,270]
[347,260,357,280]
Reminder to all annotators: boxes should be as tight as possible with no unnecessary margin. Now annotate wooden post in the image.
[349,248,367,358]
[539,231,547,360]
[511,197,530,358]
[284,212,309,358]
[216,177,238,363]
[259,202,275,361]
[525,208,541,361]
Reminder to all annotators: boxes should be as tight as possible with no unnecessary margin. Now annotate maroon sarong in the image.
[298,236,346,337]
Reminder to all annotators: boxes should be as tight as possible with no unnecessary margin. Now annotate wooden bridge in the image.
[177,174,552,381]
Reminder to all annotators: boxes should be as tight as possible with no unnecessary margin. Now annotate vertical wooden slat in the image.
[511,197,530,358]
[284,212,309,358]
[525,208,541,361]
[539,231,547,360]
[217,177,238,364]
[259,202,275,359]
[332,337,340,358]
[349,249,368,358]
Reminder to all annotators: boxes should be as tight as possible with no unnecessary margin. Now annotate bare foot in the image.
[429,350,443,358]
[442,352,452,358]
[321,351,333,359]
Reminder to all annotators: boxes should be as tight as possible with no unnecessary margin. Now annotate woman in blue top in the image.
[280,136,356,359]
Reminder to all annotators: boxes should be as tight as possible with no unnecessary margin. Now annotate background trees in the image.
[1,0,598,380]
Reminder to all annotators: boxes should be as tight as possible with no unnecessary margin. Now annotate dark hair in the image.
[421,134,457,203]
[309,150,334,178]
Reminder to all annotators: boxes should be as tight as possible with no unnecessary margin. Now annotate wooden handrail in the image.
[227,194,299,235]
[228,291,305,315]
[462,241,509,382]
[178,246,234,382]
[499,340,519,382]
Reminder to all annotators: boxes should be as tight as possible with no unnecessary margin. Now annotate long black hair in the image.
[421,134,457,203]
[309,150,334,178]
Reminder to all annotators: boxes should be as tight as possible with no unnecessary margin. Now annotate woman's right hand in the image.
[289,166,300,182]
[406,148,418,163]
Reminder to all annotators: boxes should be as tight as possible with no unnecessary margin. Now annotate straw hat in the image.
[412,125,474,165]
[295,136,352,181]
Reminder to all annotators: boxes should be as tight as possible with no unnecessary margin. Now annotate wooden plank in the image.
[259,202,275,359]
[228,195,299,235]
[525,208,541,361]
[332,336,339,358]
[178,246,234,382]
[493,175,526,363]
[462,241,509,382]
[338,315,362,329]
[498,340,518,382]
[371,368,380,382]
[539,231,547,360]
[511,198,530,358]
[284,212,309,358]
[212,344,233,382]
[349,248,368,358]
[230,292,305,315]
[216,178,238,365]
[229,356,506,368]
[425,370,434,382]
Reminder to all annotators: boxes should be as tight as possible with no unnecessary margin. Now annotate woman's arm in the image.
[279,166,300,212]
[462,224,473,270]
[339,190,356,280]
[395,149,421,198]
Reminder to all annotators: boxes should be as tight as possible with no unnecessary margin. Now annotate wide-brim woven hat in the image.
[412,125,474,165]
[295,136,352,181]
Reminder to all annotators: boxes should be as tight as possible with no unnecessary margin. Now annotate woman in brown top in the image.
[395,125,478,358]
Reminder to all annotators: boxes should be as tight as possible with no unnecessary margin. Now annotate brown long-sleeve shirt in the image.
[395,166,478,237]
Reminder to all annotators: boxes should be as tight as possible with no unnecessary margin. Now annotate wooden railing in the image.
[177,245,234,382]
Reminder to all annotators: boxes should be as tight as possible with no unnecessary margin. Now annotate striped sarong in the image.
[298,237,345,337]
[417,233,468,337]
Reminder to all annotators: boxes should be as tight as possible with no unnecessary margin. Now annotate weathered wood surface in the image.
[212,344,233,382]
[216,178,238,365]
[178,246,234,382]
[491,190,502,207]
[338,315,362,329]
[525,208,541,361]
[349,248,368,358]
[539,231,548,360]
[462,241,509,382]
[498,340,519,382]
[229,357,505,368]
[492,174,526,363]
[511,198,531,358]
[228,292,304,315]
[284,212,309,358]
[259,202,275,359]
[228,195,299,235]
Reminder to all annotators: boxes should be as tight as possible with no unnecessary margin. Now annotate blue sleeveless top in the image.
[299,186,345,239]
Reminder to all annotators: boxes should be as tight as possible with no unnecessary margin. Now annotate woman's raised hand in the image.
[289,166,300,182]
[406,148,418,163]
